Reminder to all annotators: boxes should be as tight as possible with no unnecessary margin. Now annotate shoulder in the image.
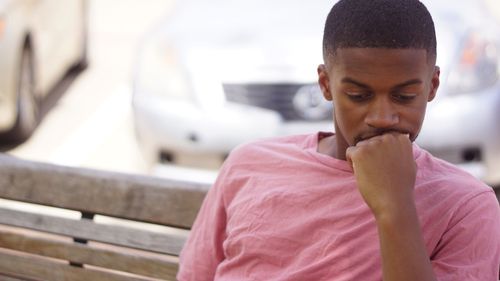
[414,146,500,239]
[413,145,498,221]
[211,134,315,204]
[215,133,315,186]
[415,145,492,195]
[414,150,500,273]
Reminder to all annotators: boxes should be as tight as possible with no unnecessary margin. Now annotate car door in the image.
[31,0,85,96]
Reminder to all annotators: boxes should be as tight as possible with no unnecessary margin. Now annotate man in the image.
[178,0,500,280]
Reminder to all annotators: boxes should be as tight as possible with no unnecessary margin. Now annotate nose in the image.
[364,97,399,128]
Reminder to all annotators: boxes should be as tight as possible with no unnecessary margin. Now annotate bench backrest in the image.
[0,154,210,281]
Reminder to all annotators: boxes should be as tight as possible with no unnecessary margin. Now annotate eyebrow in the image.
[341,77,423,90]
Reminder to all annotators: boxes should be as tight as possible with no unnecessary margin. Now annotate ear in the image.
[317,64,332,101]
[428,66,440,102]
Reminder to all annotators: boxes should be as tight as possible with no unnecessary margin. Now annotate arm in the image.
[177,168,229,281]
[346,133,436,281]
[376,196,436,281]
[431,190,500,280]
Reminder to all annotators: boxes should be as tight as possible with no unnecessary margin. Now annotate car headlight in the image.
[134,41,194,101]
[447,31,500,95]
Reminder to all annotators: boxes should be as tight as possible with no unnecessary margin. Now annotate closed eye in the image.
[392,93,417,102]
[345,91,373,102]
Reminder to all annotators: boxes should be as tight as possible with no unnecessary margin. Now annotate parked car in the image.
[133,0,332,169]
[0,0,88,143]
[132,0,500,187]
[417,1,500,187]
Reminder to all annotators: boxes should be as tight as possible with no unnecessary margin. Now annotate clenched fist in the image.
[346,133,417,218]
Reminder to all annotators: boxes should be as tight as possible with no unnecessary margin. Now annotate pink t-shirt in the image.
[178,132,500,281]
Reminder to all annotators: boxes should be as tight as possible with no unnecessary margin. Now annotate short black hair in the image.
[323,0,436,62]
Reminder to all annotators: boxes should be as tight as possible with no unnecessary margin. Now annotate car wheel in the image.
[6,45,40,143]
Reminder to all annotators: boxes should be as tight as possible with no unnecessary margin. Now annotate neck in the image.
[318,133,349,161]
[335,134,349,161]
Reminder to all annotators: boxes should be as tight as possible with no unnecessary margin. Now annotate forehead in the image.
[328,48,432,80]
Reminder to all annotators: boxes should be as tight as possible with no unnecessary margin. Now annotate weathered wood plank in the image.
[0,229,178,279]
[0,250,155,281]
[0,154,209,228]
[0,275,29,281]
[0,207,188,255]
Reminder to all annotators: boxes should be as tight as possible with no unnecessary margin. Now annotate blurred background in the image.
[1,0,500,192]
[0,0,200,180]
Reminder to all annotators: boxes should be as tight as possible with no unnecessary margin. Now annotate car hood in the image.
[177,37,323,84]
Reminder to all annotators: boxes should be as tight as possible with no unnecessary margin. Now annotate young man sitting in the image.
[178,0,500,280]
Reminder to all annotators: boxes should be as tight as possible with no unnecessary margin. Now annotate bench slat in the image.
[0,229,178,279]
[0,275,28,281]
[0,154,209,228]
[0,207,187,255]
[0,250,154,281]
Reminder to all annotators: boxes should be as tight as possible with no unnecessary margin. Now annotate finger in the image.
[397,133,412,145]
[401,133,411,142]
[345,146,356,170]
[356,135,383,147]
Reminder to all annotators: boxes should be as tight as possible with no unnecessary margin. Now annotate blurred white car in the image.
[133,0,500,187]
[0,0,88,142]
[417,1,500,187]
[133,0,332,169]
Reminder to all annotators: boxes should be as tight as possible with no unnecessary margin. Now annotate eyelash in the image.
[345,92,372,101]
[345,92,417,102]
[392,93,417,102]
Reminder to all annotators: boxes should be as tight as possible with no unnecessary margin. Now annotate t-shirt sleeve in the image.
[176,164,230,280]
[431,190,500,281]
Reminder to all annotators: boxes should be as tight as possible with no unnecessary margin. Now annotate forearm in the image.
[346,133,437,280]
[376,201,436,281]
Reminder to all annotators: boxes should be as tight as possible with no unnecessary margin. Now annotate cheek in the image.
[407,99,428,121]
[399,103,429,136]
[333,101,363,137]
[334,98,364,122]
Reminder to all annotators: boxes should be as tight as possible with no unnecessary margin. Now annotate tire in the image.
[5,45,40,143]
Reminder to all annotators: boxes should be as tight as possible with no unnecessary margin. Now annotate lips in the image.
[355,129,410,144]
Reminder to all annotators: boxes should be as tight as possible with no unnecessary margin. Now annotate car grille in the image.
[223,83,332,121]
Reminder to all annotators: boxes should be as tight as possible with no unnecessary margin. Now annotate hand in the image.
[346,133,417,218]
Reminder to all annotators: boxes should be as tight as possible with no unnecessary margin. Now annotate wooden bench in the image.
[0,154,210,280]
